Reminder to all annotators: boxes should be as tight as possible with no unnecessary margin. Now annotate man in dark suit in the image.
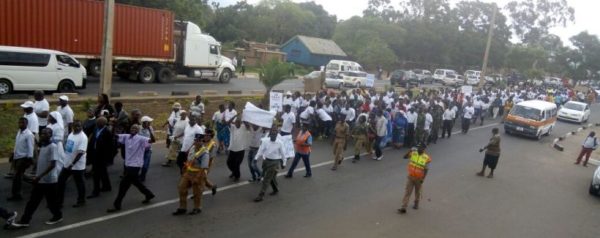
[87,117,115,198]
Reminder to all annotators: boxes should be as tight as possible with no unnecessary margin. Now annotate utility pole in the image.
[99,0,115,96]
[479,5,497,89]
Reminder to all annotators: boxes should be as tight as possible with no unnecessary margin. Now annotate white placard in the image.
[259,135,295,159]
[461,85,472,95]
[270,91,284,112]
[242,102,276,128]
[366,74,375,88]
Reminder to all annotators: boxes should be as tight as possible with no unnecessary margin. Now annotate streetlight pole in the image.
[479,4,497,89]
[99,0,115,96]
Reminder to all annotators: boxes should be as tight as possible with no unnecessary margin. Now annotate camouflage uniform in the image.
[429,106,443,144]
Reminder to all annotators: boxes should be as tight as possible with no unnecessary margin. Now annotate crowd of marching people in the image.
[1,81,597,228]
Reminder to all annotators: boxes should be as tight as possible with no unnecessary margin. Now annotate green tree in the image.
[259,59,290,105]
[356,37,398,70]
[505,0,575,44]
[116,0,214,28]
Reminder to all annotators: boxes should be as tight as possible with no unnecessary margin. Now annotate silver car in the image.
[324,72,344,89]
[590,165,600,196]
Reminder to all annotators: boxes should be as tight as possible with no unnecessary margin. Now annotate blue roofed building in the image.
[280,35,347,67]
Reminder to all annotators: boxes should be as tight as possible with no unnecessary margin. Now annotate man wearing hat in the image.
[57,95,74,138]
[20,101,39,135]
[138,116,156,182]
[164,102,182,149]
[173,133,209,215]
[163,110,188,167]
[398,144,431,214]
[33,90,49,134]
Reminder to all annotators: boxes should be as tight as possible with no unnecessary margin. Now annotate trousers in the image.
[287,153,311,176]
[354,137,368,156]
[178,170,206,209]
[11,158,32,198]
[260,159,280,195]
[576,147,594,165]
[442,120,453,138]
[91,161,111,195]
[401,176,423,209]
[113,166,154,209]
[20,183,62,224]
[227,150,245,179]
[247,147,262,180]
[57,168,86,205]
[333,139,346,167]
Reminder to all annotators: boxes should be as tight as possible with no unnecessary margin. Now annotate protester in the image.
[247,124,265,182]
[138,116,156,182]
[285,123,312,178]
[57,95,74,137]
[462,102,475,134]
[33,90,50,133]
[373,110,387,161]
[163,110,188,167]
[477,128,502,178]
[575,131,598,167]
[190,95,205,119]
[253,128,286,202]
[94,93,114,118]
[87,117,115,198]
[226,117,248,182]
[7,117,35,201]
[57,120,88,208]
[164,102,182,149]
[107,124,155,213]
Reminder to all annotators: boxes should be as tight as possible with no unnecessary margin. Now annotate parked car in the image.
[0,46,87,95]
[433,69,458,84]
[323,72,344,89]
[412,69,434,84]
[590,166,600,196]
[440,73,462,86]
[557,101,591,124]
[303,71,322,81]
[464,70,481,85]
[390,70,418,86]
[341,71,369,88]
[544,77,562,86]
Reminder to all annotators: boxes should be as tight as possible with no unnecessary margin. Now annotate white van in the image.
[325,60,364,75]
[433,69,458,85]
[0,46,87,95]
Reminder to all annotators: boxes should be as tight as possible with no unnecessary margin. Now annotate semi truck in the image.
[0,0,236,84]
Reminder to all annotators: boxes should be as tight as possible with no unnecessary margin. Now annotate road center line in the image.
[18,122,499,238]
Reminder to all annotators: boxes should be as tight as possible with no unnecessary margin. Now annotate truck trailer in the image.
[0,0,235,84]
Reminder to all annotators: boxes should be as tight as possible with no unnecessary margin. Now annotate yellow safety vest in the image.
[407,152,430,179]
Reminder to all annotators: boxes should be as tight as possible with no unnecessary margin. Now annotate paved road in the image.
[78,76,398,97]
[1,109,599,238]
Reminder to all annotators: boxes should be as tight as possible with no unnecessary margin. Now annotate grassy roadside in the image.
[0,95,263,158]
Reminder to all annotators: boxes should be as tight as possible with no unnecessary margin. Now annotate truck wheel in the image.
[58,80,75,93]
[88,60,101,77]
[156,67,174,83]
[138,65,156,84]
[219,69,232,83]
[0,79,12,95]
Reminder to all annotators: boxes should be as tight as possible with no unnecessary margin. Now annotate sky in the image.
[215,0,599,45]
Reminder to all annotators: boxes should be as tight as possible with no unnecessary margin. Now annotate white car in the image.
[324,72,344,89]
[558,101,591,124]
[591,166,600,196]
[433,69,457,84]
[341,71,369,88]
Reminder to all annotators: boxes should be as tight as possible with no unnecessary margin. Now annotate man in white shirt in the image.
[340,103,356,127]
[190,95,205,119]
[254,130,286,202]
[462,103,475,134]
[21,101,39,135]
[57,95,74,136]
[316,104,333,138]
[441,106,455,138]
[227,118,248,182]
[280,105,295,136]
[424,109,434,144]
[33,91,50,133]
[299,101,316,125]
[163,110,188,167]
[283,91,294,108]
[57,120,88,208]
[224,102,238,122]
[374,110,388,161]
[8,117,35,201]
[176,116,204,174]
[405,108,417,147]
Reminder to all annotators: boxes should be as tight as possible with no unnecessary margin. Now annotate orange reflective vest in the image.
[295,131,311,154]
[407,152,431,179]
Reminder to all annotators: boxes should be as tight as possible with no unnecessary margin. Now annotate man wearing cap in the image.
[138,116,156,182]
[173,133,209,215]
[33,91,50,133]
[163,110,188,167]
[5,102,38,179]
[7,117,35,201]
[254,129,286,202]
[283,91,294,109]
[190,95,205,119]
[107,124,155,213]
[57,96,74,137]
[398,144,431,214]
[164,102,182,149]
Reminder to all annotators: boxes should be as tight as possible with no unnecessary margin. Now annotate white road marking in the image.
[18,123,499,238]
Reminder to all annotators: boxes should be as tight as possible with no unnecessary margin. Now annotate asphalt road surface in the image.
[1,108,599,238]
[78,76,397,97]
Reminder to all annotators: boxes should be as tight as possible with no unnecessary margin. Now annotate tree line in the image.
[116,0,600,81]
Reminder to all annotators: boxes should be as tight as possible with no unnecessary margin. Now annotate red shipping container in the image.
[0,0,174,60]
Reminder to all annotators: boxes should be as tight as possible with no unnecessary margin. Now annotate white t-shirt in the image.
[300,106,315,120]
[224,109,238,122]
[212,111,223,123]
[281,112,296,133]
[34,99,50,126]
[24,112,39,134]
[463,106,475,119]
[58,105,74,126]
[340,107,356,121]
[316,108,332,121]
[64,132,88,170]
[181,124,204,152]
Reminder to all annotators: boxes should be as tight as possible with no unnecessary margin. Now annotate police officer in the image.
[173,133,209,216]
[398,144,431,214]
[331,116,350,170]
[352,115,369,163]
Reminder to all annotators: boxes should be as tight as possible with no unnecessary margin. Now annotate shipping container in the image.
[0,0,174,61]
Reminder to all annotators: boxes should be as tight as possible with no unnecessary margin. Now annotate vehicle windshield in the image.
[511,105,542,121]
[563,102,585,111]
[326,63,339,71]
